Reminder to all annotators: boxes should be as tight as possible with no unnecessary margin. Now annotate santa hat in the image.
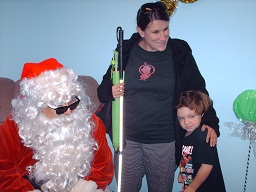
[20,58,63,80]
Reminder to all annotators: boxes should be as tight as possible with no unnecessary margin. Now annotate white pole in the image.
[117,79,124,192]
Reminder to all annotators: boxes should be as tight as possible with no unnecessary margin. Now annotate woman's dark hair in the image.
[137,2,169,31]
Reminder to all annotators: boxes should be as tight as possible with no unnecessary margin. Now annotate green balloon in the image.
[233,90,256,123]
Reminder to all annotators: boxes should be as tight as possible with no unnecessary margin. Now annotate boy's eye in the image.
[178,117,185,121]
[188,115,195,119]
[177,114,199,121]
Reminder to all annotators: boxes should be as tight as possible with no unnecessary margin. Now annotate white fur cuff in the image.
[72,180,99,192]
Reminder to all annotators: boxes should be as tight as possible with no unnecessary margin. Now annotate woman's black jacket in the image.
[97,33,220,166]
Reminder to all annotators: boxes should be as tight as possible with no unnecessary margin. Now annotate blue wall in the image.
[1,0,256,191]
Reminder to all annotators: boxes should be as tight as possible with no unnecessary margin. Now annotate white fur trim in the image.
[72,180,98,192]
[28,190,41,192]
[104,186,112,192]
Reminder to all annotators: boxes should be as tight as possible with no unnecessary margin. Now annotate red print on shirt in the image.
[139,62,155,81]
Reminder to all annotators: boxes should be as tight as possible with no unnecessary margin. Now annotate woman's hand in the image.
[201,125,217,147]
[112,82,125,98]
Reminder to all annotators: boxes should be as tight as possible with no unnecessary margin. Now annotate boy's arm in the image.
[184,164,212,192]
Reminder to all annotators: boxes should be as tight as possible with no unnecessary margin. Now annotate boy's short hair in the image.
[176,90,213,115]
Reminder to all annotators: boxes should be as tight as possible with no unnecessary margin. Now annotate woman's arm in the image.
[97,66,114,103]
[179,40,220,145]
[201,125,217,147]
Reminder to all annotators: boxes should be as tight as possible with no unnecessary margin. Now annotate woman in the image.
[97,2,219,192]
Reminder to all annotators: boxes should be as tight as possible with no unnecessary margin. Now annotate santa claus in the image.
[0,58,114,192]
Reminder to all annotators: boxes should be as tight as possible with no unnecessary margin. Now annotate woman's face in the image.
[137,20,169,52]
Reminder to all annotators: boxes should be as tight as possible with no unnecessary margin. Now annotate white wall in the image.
[1,0,256,191]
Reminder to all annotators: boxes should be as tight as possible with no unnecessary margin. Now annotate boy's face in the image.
[177,107,202,134]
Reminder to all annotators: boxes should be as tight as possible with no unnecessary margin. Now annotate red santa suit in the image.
[0,109,113,192]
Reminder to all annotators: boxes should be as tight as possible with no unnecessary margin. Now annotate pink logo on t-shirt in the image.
[139,62,155,81]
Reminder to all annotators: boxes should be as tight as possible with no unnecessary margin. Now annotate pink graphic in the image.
[139,62,155,81]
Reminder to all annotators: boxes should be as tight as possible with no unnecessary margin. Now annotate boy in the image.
[176,90,226,192]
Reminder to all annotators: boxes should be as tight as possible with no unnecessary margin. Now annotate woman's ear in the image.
[136,26,144,38]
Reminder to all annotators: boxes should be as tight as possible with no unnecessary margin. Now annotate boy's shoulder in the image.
[193,127,208,142]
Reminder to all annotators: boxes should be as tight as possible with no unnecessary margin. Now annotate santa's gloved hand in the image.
[72,180,103,192]
[28,190,41,192]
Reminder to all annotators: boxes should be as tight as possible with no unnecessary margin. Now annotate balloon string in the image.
[243,142,251,192]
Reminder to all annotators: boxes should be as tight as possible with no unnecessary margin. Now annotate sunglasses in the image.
[53,96,80,114]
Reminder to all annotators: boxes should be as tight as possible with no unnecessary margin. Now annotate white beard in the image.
[23,109,96,192]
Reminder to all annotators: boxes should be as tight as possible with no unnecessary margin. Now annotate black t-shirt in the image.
[180,128,226,192]
[124,43,175,144]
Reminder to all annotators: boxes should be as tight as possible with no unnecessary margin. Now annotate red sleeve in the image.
[0,115,36,192]
[85,114,114,190]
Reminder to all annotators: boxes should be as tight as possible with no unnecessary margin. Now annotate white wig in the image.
[12,67,97,191]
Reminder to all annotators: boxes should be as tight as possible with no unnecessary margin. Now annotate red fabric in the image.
[85,114,114,189]
[0,115,35,192]
[0,114,114,191]
[20,58,63,80]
